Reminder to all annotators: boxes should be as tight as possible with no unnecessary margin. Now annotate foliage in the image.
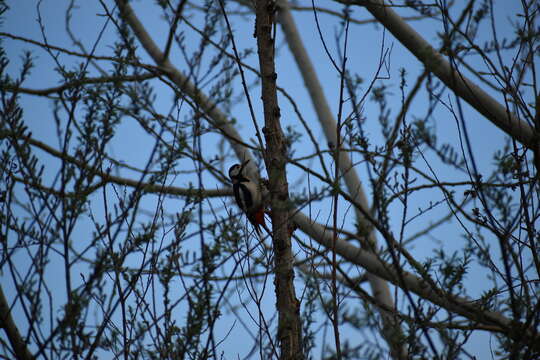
[0,0,539,359]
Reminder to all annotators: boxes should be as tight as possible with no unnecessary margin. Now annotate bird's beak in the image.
[239,159,250,173]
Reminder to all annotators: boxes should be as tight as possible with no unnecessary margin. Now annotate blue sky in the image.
[2,0,533,358]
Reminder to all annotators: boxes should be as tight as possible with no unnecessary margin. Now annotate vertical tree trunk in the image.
[254,1,303,358]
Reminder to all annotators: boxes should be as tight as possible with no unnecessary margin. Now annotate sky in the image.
[1,0,534,358]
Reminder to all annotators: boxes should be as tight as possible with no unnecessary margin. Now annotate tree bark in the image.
[255,1,303,358]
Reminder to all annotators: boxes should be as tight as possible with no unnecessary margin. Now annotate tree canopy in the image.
[1,1,539,359]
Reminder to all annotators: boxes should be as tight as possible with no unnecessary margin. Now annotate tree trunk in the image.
[255,1,303,358]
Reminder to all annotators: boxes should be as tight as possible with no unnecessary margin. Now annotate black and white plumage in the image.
[229,160,269,235]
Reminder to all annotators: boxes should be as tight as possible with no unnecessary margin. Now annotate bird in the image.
[228,160,271,236]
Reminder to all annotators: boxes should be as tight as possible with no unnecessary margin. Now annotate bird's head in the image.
[228,160,250,181]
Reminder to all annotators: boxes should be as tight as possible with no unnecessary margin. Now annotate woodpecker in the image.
[229,160,270,236]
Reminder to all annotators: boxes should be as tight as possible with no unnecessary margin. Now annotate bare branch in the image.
[340,0,537,149]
